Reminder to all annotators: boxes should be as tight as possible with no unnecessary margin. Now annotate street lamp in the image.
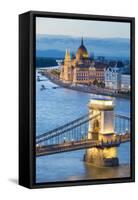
[63,137,66,143]
[71,139,74,145]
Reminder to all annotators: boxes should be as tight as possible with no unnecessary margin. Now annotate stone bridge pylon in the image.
[84,98,119,167]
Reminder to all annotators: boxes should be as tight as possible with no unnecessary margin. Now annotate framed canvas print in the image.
[19,11,135,188]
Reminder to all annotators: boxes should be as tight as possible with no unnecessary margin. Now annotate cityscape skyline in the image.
[35,17,131,183]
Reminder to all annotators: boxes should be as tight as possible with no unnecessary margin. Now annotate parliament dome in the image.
[76,37,89,59]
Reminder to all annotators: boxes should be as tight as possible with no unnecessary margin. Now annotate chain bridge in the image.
[36,111,130,157]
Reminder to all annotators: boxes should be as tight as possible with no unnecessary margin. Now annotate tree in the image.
[100,82,105,88]
[93,79,98,86]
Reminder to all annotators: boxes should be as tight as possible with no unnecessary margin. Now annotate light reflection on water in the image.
[36,71,130,183]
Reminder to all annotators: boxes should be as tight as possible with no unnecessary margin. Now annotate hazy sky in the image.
[36,17,130,38]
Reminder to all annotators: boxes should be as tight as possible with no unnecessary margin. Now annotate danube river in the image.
[36,70,130,183]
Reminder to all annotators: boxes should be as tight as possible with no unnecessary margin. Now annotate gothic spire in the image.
[81,36,84,46]
[65,49,71,61]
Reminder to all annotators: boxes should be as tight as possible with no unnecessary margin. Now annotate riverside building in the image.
[60,38,107,85]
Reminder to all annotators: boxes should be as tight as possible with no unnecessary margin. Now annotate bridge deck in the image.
[36,133,130,157]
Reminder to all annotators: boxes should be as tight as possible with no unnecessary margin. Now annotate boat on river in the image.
[52,86,60,89]
[40,85,46,90]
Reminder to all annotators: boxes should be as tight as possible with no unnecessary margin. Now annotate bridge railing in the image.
[36,112,130,146]
[36,133,130,156]
[115,113,130,134]
[36,113,100,145]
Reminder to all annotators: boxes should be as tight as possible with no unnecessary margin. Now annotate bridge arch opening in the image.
[92,119,100,140]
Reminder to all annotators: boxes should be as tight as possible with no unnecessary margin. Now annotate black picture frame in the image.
[19,10,135,189]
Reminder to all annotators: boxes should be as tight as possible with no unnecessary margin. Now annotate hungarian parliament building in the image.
[60,38,107,84]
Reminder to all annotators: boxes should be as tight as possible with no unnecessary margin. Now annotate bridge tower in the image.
[84,98,119,167]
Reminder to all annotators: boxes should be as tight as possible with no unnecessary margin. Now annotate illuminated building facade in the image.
[104,61,128,92]
[121,73,131,91]
[60,38,107,84]
[104,66,121,91]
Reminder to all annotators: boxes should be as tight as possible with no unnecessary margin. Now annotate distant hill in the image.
[36,49,65,58]
[36,57,58,67]
[36,34,130,59]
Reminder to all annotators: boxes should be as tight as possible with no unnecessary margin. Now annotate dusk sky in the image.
[36,17,130,38]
